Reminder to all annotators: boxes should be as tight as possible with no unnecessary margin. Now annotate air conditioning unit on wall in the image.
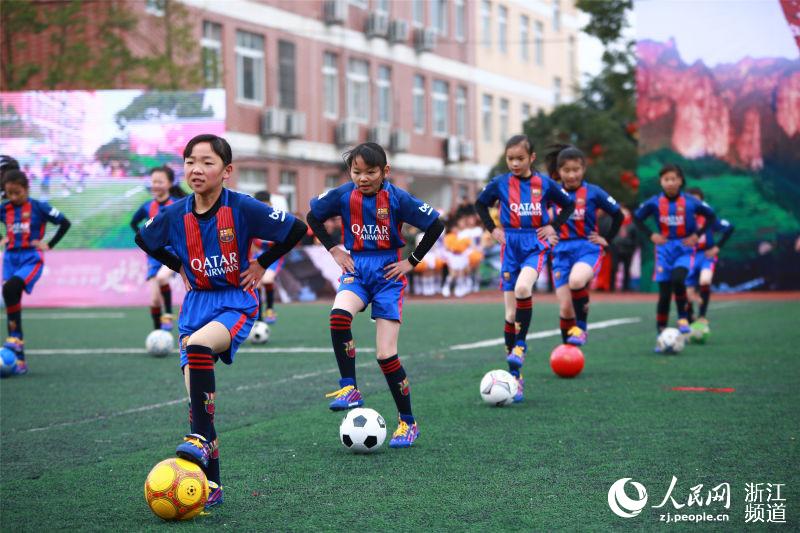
[414,27,436,53]
[323,0,347,25]
[261,108,287,137]
[388,20,409,44]
[336,120,360,146]
[365,12,389,38]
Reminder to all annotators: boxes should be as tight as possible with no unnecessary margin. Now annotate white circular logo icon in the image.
[608,478,648,518]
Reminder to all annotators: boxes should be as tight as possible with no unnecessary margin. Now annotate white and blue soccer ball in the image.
[0,347,18,377]
[480,369,518,406]
[248,321,270,344]
[339,408,387,453]
[657,327,685,354]
[145,330,173,357]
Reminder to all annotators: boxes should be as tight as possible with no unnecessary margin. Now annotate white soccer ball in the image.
[657,327,685,354]
[248,321,270,344]
[145,329,173,357]
[339,408,387,453]
[480,369,519,406]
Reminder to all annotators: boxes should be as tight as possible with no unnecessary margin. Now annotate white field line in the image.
[25,313,127,320]
[25,347,376,355]
[21,316,640,432]
[449,317,641,350]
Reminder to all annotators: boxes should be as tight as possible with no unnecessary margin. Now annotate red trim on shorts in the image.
[229,313,247,339]
[24,261,42,285]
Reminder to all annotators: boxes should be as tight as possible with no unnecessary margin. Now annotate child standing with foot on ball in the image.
[136,134,307,508]
[306,142,444,448]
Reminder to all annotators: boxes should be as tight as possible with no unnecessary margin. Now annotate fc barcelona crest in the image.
[219,227,235,243]
[377,207,389,220]
[577,198,586,206]
[531,189,541,197]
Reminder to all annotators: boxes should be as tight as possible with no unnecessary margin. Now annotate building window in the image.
[145,0,164,16]
[375,0,389,14]
[569,35,576,80]
[347,58,370,123]
[482,94,493,142]
[322,52,338,119]
[520,15,529,62]
[553,0,561,32]
[430,0,447,37]
[412,0,424,26]
[377,65,392,125]
[481,1,491,49]
[236,168,267,195]
[498,5,507,54]
[349,0,367,8]
[201,21,223,88]
[432,80,449,137]
[499,98,509,142]
[454,0,465,42]
[534,21,544,66]
[413,74,426,133]
[236,30,264,104]
[554,77,562,105]
[279,170,297,212]
[278,40,296,110]
[325,174,340,190]
[521,102,531,125]
[455,86,467,138]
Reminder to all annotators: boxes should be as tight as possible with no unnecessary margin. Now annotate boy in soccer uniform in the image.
[251,191,283,324]
[130,166,181,331]
[546,145,624,346]
[306,142,444,448]
[1,169,71,374]
[136,134,306,508]
[475,135,574,402]
[634,164,716,350]
[684,187,734,328]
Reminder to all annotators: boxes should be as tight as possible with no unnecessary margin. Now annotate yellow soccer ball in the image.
[144,458,208,521]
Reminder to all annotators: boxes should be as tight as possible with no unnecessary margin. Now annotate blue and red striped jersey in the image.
[477,172,573,231]
[131,197,178,229]
[634,192,715,239]
[309,181,439,252]
[555,181,621,240]
[139,188,295,290]
[2,198,66,251]
[695,215,733,250]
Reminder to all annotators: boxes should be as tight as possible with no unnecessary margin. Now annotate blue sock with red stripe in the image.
[570,286,590,331]
[330,309,356,385]
[378,354,412,420]
[186,345,220,484]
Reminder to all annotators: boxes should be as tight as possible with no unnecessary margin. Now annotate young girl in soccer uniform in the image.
[136,134,307,507]
[1,170,71,374]
[130,166,182,331]
[634,164,717,351]
[684,187,734,328]
[475,135,574,402]
[545,145,624,346]
[306,142,444,448]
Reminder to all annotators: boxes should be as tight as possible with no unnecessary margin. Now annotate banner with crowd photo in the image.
[635,0,800,291]
[0,89,225,250]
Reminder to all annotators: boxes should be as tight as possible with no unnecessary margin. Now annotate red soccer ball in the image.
[550,344,585,378]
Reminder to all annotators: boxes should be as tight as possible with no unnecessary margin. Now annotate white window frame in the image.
[520,15,529,62]
[201,21,223,88]
[322,52,339,119]
[534,21,544,66]
[349,0,368,9]
[432,80,449,137]
[498,5,507,54]
[430,0,447,37]
[455,86,467,138]
[413,74,426,134]
[454,0,465,42]
[481,0,491,49]
[482,94,493,143]
[347,58,370,123]
[412,0,424,27]
[521,102,531,125]
[279,170,297,212]
[236,168,267,195]
[376,65,392,125]
[375,0,390,14]
[553,0,561,32]
[235,30,265,106]
[499,98,509,143]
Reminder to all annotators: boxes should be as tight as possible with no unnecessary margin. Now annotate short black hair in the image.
[2,169,29,190]
[254,190,271,203]
[686,186,704,200]
[183,134,233,166]
[545,144,585,179]
[149,165,175,183]
[343,142,388,170]
[505,135,534,155]
[658,163,685,188]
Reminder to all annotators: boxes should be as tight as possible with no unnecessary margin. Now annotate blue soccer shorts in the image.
[338,250,406,322]
[552,239,603,289]
[178,287,259,367]
[500,231,550,291]
[653,240,696,283]
[3,249,44,294]
[685,254,717,287]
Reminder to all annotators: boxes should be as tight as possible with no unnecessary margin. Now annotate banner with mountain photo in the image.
[635,0,800,291]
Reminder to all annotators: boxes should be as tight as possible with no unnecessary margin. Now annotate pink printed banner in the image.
[16,250,187,308]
